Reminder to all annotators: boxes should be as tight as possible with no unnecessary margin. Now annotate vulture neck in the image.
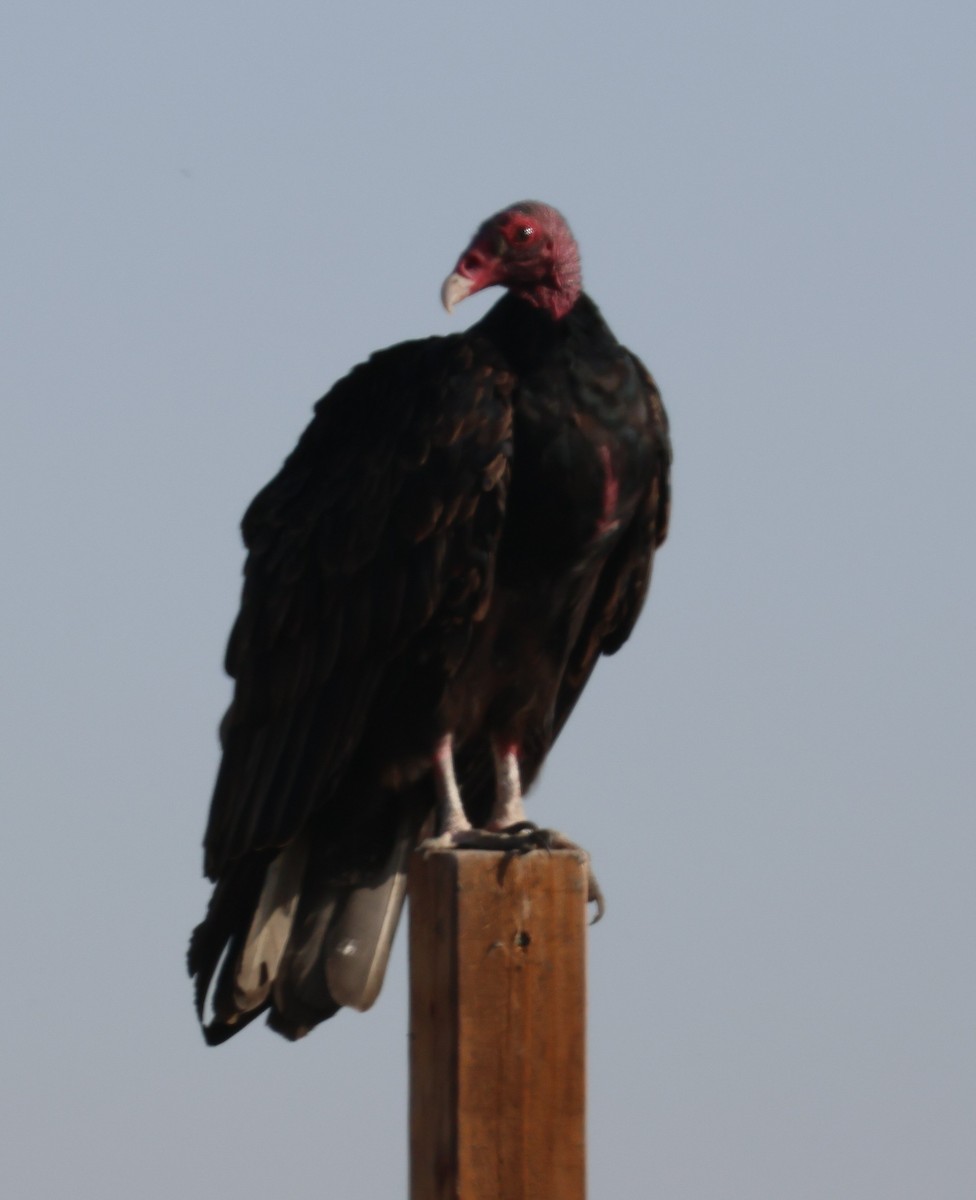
[478,291,599,370]
[514,243,582,321]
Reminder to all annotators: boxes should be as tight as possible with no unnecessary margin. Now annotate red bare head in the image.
[441,201,582,321]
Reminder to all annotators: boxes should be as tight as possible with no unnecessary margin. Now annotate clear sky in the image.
[2,2,974,1196]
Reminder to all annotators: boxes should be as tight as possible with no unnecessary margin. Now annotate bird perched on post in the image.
[189,201,671,1043]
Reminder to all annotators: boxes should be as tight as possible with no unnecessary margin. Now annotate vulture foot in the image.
[420,824,605,922]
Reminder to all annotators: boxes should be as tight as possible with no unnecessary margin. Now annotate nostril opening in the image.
[461,252,484,274]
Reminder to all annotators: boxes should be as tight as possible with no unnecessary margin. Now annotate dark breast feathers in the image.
[189,290,670,1042]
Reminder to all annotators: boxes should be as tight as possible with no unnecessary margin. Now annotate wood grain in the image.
[409,849,588,1200]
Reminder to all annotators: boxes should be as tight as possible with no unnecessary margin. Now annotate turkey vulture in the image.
[189,201,671,1043]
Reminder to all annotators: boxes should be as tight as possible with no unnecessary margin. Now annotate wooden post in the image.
[409,848,588,1200]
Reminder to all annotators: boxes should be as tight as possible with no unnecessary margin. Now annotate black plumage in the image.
[189,202,671,1042]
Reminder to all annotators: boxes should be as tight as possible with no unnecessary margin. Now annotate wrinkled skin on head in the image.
[441,201,582,320]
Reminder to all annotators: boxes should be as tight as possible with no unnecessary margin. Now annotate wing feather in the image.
[203,335,514,878]
[552,355,672,739]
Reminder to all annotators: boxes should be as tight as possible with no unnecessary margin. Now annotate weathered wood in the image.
[409,849,588,1200]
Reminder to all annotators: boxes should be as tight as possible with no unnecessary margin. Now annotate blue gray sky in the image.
[2,2,974,1196]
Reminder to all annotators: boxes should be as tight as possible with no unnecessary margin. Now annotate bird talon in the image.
[587,871,606,923]
[499,820,538,836]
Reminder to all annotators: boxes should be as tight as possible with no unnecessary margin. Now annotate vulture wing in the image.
[190,334,513,1039]
[553,357,671,740]
[204,336,513,875]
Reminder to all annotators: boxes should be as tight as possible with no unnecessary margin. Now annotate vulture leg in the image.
[424,732,527,850]
[422,738,604,919]
[431,732,472,838]
[487,742,527,829]
[487,741,607,921]
[425,734,533,849]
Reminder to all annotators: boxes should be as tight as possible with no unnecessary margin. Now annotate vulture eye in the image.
[514,225,535,243]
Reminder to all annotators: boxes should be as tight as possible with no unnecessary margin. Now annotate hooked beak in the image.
[440,271,477,315]
[441,237,499,314]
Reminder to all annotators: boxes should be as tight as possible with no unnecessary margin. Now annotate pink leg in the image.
[488,741,527,830]
[422,737,605,919]
[431,733,471,837]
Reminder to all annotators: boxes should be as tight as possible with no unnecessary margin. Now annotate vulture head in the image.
[441,201,582,320]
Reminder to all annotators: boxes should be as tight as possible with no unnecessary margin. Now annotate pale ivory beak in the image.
[440,272,476,314]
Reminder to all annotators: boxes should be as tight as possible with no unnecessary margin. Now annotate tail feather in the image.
[235,838,308,1007]
[189,802,429,1043]
[187,856,270,1033]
